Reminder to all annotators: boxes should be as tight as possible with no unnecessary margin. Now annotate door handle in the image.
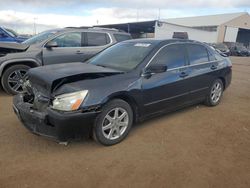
[76,50,84,55]
[179,72,188,78]
[211,65,217,70]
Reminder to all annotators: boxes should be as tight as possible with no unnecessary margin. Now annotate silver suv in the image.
[0,27,131,94]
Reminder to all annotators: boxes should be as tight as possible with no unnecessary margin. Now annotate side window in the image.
[151,44,186,69]
[86,32,110,46]
[51,32,81,47]
[187,44,209,65]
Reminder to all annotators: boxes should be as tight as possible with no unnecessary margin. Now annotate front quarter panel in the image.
[52,72,143,111]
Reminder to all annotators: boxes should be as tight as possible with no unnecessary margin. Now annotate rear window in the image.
[86,32,110,46]
[186,44,209,65]
[114,34,132,42]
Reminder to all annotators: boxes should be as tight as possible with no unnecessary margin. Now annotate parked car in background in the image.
[13,39,232,146]
[0,27,132,94]
[229,44,250,56]
[0,27,28,43]
[211,43,230,56]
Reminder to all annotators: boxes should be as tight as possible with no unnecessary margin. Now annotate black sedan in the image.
[13,39,232,146]
[229,45,250,56]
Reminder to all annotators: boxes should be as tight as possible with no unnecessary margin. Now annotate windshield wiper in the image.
[94,64,125,72]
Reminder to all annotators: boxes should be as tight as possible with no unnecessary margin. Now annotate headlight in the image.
[52,90,88,111]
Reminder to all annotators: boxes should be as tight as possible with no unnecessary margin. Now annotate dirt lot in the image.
[0,57,250,188]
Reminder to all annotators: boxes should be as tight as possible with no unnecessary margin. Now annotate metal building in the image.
[97,12,250,46]
[157,12,250,46]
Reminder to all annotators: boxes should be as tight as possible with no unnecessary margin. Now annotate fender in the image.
[101,91,143,122]
[0,58,41,76]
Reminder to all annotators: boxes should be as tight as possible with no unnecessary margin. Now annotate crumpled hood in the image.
[0,42,29,57]
[0,42,29,50]
[28,62,123,94]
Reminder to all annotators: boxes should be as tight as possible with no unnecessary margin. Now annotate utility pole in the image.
[33,17,37,35]
[136,9,139,21]
[158,8,161,20]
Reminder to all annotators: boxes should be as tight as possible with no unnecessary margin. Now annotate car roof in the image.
[121,38,203,45]
[57,27,129,34]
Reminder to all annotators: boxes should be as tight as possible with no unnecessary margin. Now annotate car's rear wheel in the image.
[93,99,133,146]
[205,79,223,106]
[1,64,30,95]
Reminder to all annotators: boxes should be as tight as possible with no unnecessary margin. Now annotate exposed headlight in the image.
[52,90,88,111]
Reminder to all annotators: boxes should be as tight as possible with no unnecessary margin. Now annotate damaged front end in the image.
[0,42,29,57]
[13,82,98,141]
[12,62,124,141]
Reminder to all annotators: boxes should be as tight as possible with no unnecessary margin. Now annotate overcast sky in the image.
[0,0,249,34]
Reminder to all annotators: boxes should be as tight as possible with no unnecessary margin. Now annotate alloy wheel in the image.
[102,107,129,140]
[210,81,222,103]
[7,69,28,93]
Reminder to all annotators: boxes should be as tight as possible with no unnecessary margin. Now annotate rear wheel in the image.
[1,64,30,95]
[205,79,223,106]
[93,99,133,146]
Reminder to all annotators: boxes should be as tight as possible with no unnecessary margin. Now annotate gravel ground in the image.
[0,57,249,188]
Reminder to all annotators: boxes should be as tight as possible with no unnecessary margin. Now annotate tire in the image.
[93,99,133,146]
[205,79,224,106]
[1,64,30,95]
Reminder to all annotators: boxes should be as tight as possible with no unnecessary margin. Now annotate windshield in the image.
[3,27,18,37]
[88,42,156,71]
[23,30,59,45]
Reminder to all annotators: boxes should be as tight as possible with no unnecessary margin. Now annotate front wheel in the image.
[205,79,224,106]
[93,99,133,146]
[1,64,30,95]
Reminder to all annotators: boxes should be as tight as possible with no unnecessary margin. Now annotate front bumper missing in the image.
[13,94,98,142]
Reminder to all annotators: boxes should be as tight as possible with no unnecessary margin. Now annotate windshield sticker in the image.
[134,43,151,47]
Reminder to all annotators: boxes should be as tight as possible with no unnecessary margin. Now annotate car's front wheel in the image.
[205,79,224,106]
[1,64,30,95]
[93,99,133,146]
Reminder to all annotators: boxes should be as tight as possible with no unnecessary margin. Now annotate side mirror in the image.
[45,41,58,48]
[143,64,167,78]
[146,64,167,74]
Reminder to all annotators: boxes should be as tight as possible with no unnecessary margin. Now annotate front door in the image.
[43,32,85,65]
[141,44,191,116]
[185,43,216,101]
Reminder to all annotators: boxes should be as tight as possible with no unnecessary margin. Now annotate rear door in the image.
[141,43,191,115]
[81,32,112,61]
[185,43,217,101]
[42,32,84,65]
